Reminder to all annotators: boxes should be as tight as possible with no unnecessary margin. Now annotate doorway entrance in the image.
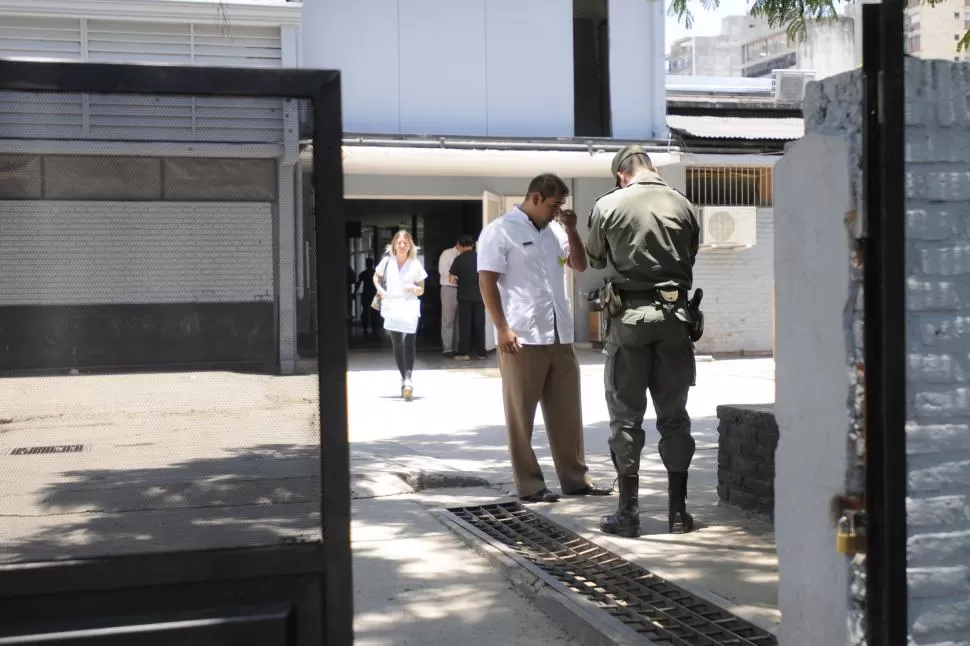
[342,199,482,352]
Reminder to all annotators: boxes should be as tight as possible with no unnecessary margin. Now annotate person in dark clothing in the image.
[356,257,378,335]
[449,234,487,360]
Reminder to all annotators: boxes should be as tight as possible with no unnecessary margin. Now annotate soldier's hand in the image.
[497,327,523,354]
[557,209,578,230]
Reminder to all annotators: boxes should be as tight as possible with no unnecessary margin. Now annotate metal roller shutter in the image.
[0,201,273,306]
[692,208,774,355]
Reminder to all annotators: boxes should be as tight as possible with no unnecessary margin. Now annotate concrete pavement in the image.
[353,494,582,646]
[347,348,780,633]
[0,347,778,642]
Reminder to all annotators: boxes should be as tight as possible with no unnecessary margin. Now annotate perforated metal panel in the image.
[0,201,273,306]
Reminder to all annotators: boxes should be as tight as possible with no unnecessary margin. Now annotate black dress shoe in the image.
[564,483,613,496]
[519,488,560,503]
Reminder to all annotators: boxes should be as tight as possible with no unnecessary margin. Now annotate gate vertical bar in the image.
[880,0,909,637]
[863,0,909,642]
[313,77,353,645]
[862,5,884,643]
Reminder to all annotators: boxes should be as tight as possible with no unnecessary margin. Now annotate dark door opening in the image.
[573,0,611,137]
[329,198,482,354]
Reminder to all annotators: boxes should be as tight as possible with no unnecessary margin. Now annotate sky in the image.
[663,0,759,49]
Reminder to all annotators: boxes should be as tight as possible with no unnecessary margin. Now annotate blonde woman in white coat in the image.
[373,230,427,400]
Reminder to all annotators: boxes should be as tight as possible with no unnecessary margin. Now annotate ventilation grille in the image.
[686,166,774,207]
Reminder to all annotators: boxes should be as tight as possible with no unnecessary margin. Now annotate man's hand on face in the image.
[557,208,578,231]
[497,327,523,354]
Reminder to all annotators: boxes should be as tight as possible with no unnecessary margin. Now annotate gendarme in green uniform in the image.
[586,144,700,538]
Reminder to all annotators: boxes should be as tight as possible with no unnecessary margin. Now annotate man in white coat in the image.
[438,238,461,357]
[477,173,611,503]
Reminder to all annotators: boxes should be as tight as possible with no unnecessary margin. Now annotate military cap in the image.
[610,144,651,187]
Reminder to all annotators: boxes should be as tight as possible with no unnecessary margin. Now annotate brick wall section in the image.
[905,58,970,645]
[716,404,778,519]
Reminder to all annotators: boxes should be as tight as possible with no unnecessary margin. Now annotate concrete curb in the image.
[352,468,493,500]
[396,470,491,491]
[429,507,654,646]
[351,448,493,499]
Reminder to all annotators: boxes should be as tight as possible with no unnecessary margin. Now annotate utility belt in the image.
[588,281,705,342]
[616,286,685,304]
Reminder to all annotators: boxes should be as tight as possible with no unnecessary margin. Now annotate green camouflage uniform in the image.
[586,156,700,479]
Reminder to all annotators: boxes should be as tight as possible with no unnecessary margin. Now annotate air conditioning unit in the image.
[773,69,815,101]
[699,206,757,248]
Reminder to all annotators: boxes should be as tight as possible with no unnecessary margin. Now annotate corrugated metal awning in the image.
[667,115,805,141]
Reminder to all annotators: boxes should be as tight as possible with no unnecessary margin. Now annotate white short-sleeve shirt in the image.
[476,207,573,346]
[437,246,458,289]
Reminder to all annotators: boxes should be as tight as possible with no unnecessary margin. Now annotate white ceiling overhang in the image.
[328,146,681,179]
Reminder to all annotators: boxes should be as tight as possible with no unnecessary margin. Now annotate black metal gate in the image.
[0,60,351,644]
[861,2,908,645]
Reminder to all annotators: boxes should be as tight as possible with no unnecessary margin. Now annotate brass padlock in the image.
[836,514,855,554]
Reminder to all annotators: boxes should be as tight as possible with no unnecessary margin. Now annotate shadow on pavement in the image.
[0,443,322,563]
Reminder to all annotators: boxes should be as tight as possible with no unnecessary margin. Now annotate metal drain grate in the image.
[445,501,777,646]
[10,444,84,456]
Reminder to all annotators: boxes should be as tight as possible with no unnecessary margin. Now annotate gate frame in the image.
[861,3,908,644]
[0,60,351,645]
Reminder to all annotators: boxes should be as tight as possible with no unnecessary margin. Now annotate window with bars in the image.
[685,166,774,207]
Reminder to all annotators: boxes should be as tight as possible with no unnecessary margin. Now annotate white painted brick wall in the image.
[906,58,970,646]
[692,208,775,355]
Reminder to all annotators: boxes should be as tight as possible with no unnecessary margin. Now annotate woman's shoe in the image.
[402,379,414,401]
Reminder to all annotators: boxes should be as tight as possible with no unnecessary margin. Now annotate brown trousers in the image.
[498,343,591,497]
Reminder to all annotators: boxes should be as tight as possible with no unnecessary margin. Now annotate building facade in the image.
[0,0,790,373]
[905,0,970,60]
[303,0,785,358]
[669,16,777,77]
[669,8,861,81]
[0,0,304,374]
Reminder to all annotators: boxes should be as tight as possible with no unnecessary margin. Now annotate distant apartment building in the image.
[668,16,776,76]
[669,7,861,80]
[906,0,970,60]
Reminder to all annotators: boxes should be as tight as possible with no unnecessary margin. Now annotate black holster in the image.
[686,288,705,342]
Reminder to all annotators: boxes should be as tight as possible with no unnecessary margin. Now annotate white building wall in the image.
[305,0,574,136]
[609,0,666,138]
[692,209,774,355]
[773,131,852,646]
[658,165,775,355]
[797,17,858,81]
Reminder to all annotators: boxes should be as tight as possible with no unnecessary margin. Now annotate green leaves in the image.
[958,25,970,52]
[667,0,839,41]
[665,0,969,54]
[749,0,840,41]
[667,0,722,30]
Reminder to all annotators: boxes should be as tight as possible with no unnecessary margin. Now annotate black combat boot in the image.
[599,475,640,538]
[668,471,694,533]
